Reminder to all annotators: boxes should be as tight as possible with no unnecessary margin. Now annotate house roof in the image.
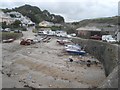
[76,26,101,31]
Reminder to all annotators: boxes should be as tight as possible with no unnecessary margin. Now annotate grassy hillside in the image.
[71,16,119,28]
[2,4,65,24]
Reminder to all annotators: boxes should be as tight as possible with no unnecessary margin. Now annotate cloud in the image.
[0,0,119,22]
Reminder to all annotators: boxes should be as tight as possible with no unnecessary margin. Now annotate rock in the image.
[19,80,21,82]
[1,71,4,74]
[49,85,52,87]
[7,73,11,77]
[74,77,77,80]
[14,73,18,75]
[101,67,103,69]
[69,58,73,62]
[32,80,36,83]
[78,80,82,83]
[39,84,42,86]
[70,70,74,72]
[28,52,31,54]
[54,78,57,80]
[11,75,14,77]
[87,63,91,67]
[24,84,29,87]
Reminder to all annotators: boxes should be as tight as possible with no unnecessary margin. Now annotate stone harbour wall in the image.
[72,37,119,88]
[72,37,119,76]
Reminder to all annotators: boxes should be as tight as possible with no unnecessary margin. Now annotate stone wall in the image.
[72,37,119,76]
[99,66,118,88]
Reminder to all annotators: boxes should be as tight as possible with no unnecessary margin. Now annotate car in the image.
[0,28,4,32]
[90,35,102,40]
[3,28,11,32]
[102,35,116,43]
[14,30,22,33]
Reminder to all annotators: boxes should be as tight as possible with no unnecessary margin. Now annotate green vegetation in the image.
[1,32,23,40]
[1,22,8,29]
[1,20,27,31]
[32,29,38,33]
[11,20,21,28]
[35,25,64,31]
[51,26,62,31]
[1,20,21,29]
[2,4,65,24]
[71,16,119,28]
[115,41,120,45]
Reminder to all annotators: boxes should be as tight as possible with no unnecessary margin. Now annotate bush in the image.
[32,29,37,33]
[11,20,22,28]
[51,26,61,31]
[22,27,27,31]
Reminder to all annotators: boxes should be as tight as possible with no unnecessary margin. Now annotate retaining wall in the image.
[72,37,119,76]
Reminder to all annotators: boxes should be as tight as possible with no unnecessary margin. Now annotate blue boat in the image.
[66,48,86,55]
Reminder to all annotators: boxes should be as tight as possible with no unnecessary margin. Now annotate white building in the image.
[7,11,35,26]
[39,21,54,27]
[0,10,14,25]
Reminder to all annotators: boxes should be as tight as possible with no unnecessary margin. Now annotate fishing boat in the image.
[66,48,86,55]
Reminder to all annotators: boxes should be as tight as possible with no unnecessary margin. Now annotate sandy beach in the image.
[2,30,106,88]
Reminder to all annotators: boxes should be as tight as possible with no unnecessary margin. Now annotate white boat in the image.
[65,44,81,50]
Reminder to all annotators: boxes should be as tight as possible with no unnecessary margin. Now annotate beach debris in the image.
[32,80,36,83]
[69,58,73,62]
[7,73,11,77]
[20,39,31,45]
[86,60,91,67]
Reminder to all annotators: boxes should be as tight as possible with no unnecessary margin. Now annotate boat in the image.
[3,38,14,43]
[65,44,81,50]
[57,39,71,45]
[66,48,86,55]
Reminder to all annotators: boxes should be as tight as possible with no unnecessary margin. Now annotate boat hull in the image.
[66,49,86,55]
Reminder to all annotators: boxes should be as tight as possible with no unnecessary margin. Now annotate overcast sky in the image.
[0,0,119,22]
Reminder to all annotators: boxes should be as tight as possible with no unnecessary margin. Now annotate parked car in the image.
[90,35,102,40]
[0,28,4,32]
[2,28,11,32]
[102,35,116,43]
[14,30,22,33]
[70,33,76,37]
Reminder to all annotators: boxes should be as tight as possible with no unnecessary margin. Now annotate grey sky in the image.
[0,0,119,22]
